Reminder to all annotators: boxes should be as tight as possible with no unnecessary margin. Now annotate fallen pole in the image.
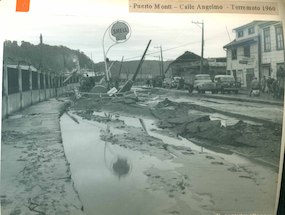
[119,40,152,93]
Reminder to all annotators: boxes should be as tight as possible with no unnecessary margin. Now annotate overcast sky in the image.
[0,0,282,63]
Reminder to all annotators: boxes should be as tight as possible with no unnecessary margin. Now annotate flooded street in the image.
[60,113,182,215]
[60,111,278,215]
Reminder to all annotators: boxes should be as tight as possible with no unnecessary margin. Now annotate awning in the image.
[223,37,258,49]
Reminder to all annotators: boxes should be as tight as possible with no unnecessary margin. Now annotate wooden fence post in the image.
[18,65,23,109]
[38,71,41,101]
[3,63,9,118]
[29,66,32,105]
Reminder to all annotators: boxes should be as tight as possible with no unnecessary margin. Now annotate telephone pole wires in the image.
[192,20,204,74]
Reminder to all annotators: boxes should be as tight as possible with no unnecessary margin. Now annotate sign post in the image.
[102,21,131,89]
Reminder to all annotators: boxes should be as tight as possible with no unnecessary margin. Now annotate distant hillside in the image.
[94,60,172,81]
[3,40,95,74]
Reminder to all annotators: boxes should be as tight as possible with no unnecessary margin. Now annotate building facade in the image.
[223,21,284,88]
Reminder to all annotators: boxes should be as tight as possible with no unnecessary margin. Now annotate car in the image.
[193,74,216,93]
[171,76,183,88]
[162,77,172,88]
[214,75,241,94]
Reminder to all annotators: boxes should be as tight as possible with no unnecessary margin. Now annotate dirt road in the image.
[1,99,84,215]
[63,87,282,214]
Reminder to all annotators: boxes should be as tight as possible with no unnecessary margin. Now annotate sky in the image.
[0,0,283,63]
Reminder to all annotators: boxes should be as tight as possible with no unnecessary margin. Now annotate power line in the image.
[124,40,201,61]
[124,31,230,61]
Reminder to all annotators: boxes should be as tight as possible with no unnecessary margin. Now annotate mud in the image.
[1,99,84,215]
[73,91,282,167]
[68,92,279,214]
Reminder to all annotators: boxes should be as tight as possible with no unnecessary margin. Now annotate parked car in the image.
[193,74,216,93]
[214,75,241,94]
[162,77,172,88]
[171,76,183,88]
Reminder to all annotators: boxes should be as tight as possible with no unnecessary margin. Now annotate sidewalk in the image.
[1,98,84,215]
[142,86,284,106]
[192,88,284,106]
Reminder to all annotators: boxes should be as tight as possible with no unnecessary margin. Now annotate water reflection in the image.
[112,157,131,179]
[104,141,131,179]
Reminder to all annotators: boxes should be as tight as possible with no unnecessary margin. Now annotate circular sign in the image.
[110,21,130,42]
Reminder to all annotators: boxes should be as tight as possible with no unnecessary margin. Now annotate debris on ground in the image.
[72,93,282,166]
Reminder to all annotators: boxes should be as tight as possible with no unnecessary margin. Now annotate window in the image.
[7,68,19,94]
[32,72,38,90]
[238,31,244,38]
[231,49,237,60]
[248,27,255,35]
[244,46,250,57]
[275,25,284,50]
[22,70,30,92]
[264,28,271,51]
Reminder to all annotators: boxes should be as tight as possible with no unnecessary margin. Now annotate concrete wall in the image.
[31,90,40,104]
[2,96,7,119]
[2,64,80,119]
[8,93,21,114]
[2,64,79,119]
[2,86,73,119]
[22,91,32,108]
[39,90,46,101]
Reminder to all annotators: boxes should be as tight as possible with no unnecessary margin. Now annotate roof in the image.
[6,64,38,72]
[257,21,281,28]
[223,36,258,49]
[171,51,202,64]
[233,21,281,31]
[233,21,264,31]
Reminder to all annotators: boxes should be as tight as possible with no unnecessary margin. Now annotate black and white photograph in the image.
[0,0,285,214]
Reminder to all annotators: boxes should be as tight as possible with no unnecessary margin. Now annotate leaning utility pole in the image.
[192,20,204,74]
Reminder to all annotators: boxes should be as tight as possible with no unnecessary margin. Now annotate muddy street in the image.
[60,87,282,215]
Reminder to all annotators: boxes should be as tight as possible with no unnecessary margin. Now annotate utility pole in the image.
[118,56,124,81]
[154,45,164,77]
[160,46,164,76]
[40,34,43,70]
[157,55,161,76]
[192,20,204,74]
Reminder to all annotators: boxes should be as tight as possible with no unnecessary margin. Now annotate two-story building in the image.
[223,21,284,88]
[259,21,285,79]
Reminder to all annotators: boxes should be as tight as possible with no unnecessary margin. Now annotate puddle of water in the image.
[92,111,276,169]
[93,111,256,166]
[61,111,277,215]
[60,113,180,215]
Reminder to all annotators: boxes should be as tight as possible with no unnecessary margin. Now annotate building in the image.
[165,51,209,78]
[223,21,284,88]
[207,57,227,77]
[165,51,226,82]
[259,21,285,79]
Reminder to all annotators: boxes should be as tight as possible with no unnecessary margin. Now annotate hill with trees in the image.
[3,40,172,83]
[3,40,95,74]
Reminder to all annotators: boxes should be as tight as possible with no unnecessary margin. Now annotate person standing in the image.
[267,76,273,94]
[249,77,260,96]
[261,76,266,93]
[277,66,285,99]
[272,78,279,98]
